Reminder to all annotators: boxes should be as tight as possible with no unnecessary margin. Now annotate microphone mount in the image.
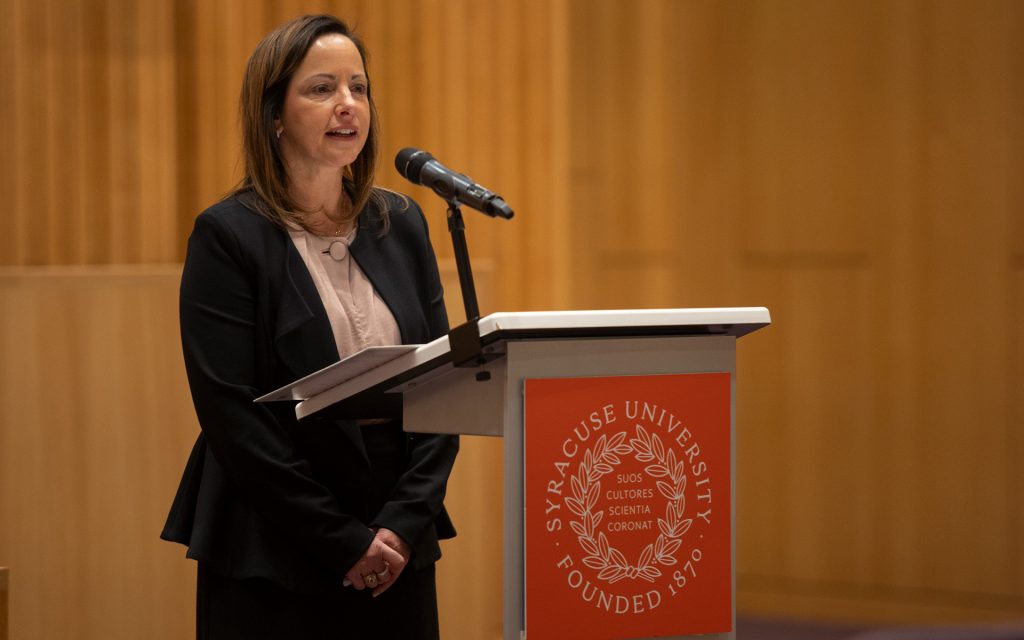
[394,148,513,368]
[444,199,487,368]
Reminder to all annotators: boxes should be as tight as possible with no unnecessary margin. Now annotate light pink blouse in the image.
[288,227,401,358]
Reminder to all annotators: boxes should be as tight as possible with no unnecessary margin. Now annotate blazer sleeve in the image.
[180,211,374,575]
[370,203,459,547]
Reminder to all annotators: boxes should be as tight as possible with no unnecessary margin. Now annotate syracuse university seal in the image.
[523,373,732,640]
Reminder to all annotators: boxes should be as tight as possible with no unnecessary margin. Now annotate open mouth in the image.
[327,128,357,139]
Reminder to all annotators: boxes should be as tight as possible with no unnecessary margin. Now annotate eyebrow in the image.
[303,72,368,83]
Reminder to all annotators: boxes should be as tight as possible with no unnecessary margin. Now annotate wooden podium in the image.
[260,308,770,640]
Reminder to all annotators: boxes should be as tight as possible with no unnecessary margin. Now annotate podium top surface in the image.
[257,307,770,417]
[475,307,769,337]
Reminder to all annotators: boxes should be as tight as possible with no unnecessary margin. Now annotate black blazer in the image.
[161,191,458,593]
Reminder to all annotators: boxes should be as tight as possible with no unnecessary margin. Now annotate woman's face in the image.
[276,34,370,179]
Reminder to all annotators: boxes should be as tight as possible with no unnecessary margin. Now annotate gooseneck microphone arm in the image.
[394,148,514,367]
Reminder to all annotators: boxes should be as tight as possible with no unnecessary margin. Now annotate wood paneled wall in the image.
[0,1,1021,639]
[0,268,196,639]
[0,0,180,265]
[567,0,1024,624]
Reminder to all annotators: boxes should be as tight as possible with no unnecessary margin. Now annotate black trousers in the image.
[197,563,440,640]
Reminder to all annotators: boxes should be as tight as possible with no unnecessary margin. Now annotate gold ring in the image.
[376,568,392,582]
[364,572,378,588]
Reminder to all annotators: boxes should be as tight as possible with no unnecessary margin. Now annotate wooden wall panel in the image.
[731,1,890,255]
[0,269,196,640]
[0,0,179,266]
[871,0,1018,600]
[735,268,877,583]
[567,0,1023,624]
[436,437,504,640]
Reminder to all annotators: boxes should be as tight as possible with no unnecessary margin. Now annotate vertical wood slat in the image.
[65,0,90,262]
[135,0,178,262]
[0,0,15,263]
[1014,271,1024,599]
[1011,0,1024,602]
[10,0,40,264]
[105,0,139,263]
[0,567,7,640]
[80,1,115,264]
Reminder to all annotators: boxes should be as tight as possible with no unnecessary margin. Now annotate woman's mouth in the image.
[327,128,357,139]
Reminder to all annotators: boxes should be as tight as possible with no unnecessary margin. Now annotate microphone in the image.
[394,148,514,219]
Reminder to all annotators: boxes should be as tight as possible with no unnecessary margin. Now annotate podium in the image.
[260,307,770,640]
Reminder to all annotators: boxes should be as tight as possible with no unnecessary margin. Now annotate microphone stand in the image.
[445,199,486,368]
[447,199,480,323]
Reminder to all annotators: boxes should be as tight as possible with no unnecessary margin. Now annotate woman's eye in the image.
[312,84,332,95]
[351,83,368,95]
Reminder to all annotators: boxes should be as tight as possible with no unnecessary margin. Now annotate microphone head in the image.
[489,197,515,220]
[395,147,434,185]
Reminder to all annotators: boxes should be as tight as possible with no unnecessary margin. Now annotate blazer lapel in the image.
[274,240,339,377]
[350,213,418,344]
[273,233,369,465]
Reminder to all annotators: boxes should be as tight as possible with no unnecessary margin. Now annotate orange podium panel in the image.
[524,374,732,639]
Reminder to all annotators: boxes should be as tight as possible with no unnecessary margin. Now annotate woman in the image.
[161,15,458,639]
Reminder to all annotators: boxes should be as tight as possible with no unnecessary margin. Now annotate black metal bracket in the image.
[445,199,485,367]
[448,319,484,368]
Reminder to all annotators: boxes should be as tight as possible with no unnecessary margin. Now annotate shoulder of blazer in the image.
[187,196,302,294]
[192,196,288,251]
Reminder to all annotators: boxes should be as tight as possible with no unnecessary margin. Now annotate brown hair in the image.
[232,14,392,230]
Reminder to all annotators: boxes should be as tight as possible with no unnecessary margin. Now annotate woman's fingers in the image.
[378,539,404,569]
[345,537,404,592]
[375,528,412,563]
[369,535,408,597]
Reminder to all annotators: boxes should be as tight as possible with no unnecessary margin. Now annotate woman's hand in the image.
[375,528,411,562]
[367,528,411,596]
[344,535,404,596]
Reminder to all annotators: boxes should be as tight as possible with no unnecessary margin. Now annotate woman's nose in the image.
[335,92,354,114]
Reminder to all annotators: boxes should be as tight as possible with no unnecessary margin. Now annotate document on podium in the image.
[255,345,419,403]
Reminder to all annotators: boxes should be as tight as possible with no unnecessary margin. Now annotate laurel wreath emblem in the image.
[565,425,693,583]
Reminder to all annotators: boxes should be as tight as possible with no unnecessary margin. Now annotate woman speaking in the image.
[161,14,458,639]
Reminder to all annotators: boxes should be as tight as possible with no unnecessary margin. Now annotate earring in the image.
[276,128,283,140]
